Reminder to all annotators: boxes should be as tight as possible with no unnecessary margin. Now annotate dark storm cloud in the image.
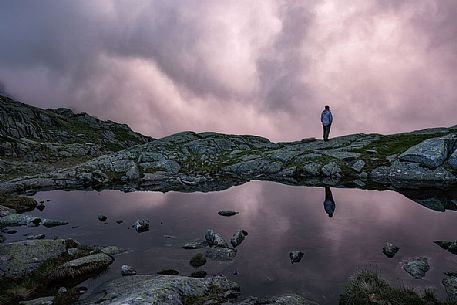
[0,0,456,141]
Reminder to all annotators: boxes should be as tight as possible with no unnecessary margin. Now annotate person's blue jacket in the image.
[321,110,333,126]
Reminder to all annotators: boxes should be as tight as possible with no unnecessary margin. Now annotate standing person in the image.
[321,105,333,141]
[323,187,336,218]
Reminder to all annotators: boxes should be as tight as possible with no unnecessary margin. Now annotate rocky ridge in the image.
[0,95,151,181]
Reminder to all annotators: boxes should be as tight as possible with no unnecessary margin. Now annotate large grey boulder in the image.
[402,257,430,279]
[182,239,209,249]
[50,253,113,281]
[0,239,67,278]
[81,275,240,305]
[399,135,456,168]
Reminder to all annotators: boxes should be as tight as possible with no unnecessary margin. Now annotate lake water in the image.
[5,181,457,304]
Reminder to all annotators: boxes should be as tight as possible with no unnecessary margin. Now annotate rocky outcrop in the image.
[81,275,240,305]
[81,275,318,305]
[0,95,151,181]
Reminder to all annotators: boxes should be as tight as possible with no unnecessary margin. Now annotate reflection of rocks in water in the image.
[398,188,457,212]
[402,257,430,279]
[434,241,457,255]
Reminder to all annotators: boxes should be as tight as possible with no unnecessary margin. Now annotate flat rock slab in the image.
[402,257,430,279]
[63,253,113,268]
[399,135,455,169]
[0,239,67,278]
[81,275,240,305]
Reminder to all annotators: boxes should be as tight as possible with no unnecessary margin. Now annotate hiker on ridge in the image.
[321,105,333,142]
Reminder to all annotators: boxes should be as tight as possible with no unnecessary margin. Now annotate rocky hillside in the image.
[0,95,152,180]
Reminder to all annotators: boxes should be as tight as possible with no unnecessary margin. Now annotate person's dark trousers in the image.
[323,124,331,141]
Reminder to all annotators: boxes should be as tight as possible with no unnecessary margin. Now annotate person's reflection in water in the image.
[323,187,336,217]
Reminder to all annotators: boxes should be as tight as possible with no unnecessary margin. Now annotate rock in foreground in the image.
[81,275,318,305]
[0,239,68,278]
[402,257,430,279]
[81,275,240,305]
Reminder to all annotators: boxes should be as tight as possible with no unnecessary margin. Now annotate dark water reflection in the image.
[6,181,457,304]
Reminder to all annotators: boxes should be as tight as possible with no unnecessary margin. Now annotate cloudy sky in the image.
[1,0,456,141]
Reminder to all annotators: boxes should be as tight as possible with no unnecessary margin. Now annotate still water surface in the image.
[6,181,457,304]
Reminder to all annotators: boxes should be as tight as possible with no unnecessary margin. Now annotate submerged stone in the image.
[190,253,207,268]
[205,247,237,261]
[182,239,209,249]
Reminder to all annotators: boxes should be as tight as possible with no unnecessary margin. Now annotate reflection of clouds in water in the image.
[94,190,169,215]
